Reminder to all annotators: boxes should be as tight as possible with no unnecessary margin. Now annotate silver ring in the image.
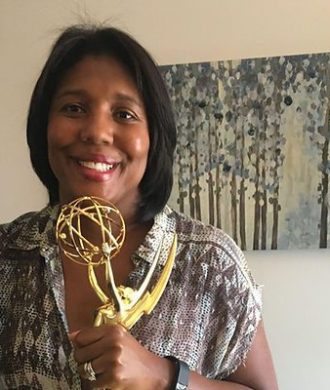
[84,361,97,381]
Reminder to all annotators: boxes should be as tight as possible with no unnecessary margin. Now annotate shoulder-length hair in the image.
[27,25,177,222]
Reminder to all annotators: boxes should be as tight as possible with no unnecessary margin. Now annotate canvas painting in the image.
[160,53,330,250]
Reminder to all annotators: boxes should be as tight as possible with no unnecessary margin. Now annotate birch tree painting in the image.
[161,53,330,250]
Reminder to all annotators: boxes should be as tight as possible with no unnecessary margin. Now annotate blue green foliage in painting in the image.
[160,53,330,250]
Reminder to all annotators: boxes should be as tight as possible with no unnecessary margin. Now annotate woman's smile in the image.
[78,160,117,173]
[72,153,121,181]
[74,157,118,180]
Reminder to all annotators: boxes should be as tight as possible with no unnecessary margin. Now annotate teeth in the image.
[79,161,115,172]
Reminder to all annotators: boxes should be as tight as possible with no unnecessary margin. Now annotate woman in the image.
[0,25,278,389]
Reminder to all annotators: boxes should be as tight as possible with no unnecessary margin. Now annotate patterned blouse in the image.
[0,204,261,389]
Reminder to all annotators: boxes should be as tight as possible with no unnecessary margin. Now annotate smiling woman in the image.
[0,25,278,390]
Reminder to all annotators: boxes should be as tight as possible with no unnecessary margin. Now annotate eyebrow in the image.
[54,89,144,108]
[115,92,144,109]
[54,89,87,100]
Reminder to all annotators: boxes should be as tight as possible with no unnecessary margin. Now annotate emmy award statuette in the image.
[56,196,177,329]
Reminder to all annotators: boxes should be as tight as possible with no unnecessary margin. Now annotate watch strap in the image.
[165,356,190,390]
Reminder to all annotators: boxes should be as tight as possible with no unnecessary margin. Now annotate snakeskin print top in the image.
[0,204,262,389]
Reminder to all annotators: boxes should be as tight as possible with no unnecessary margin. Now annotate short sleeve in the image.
[201,234,262,379]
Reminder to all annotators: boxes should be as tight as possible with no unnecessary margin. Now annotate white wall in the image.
[247,250,330,390]
[1,1,330,389]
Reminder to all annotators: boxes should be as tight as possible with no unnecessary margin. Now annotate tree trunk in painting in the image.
[194,139,201,221]
[271,188,279,250]
[178,157,185,213]
[271,120,282,250]
[215,164,222,229]
[208,170,215,225]
[189,163,195,219]
[239,178,247,250]
[207,117,215,225]
[319,138,329,248]
[230,171,238,243]
[253,178,261,250]
[239,129,246,250]
[261,165,267,249]
[178,191,185,214]
[253,133,261,250]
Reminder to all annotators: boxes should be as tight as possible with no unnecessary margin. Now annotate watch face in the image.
[177,384,187,390]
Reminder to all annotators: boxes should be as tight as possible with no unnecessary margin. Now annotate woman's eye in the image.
[115,110,136,121]
[61,104,85,115]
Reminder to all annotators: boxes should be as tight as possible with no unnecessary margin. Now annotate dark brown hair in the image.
[27,25,177,221]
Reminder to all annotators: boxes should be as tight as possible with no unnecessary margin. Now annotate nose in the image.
[80,111,114,145]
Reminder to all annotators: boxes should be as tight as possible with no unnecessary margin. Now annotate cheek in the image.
[47,116,66,143]
[47,116,78,152]
[47,125,59,167]
[130,131,150,159]
[47,117,62,152]
[46,136,58,178]
[46,118,68,175]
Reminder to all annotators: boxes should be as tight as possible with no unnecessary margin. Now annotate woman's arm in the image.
[71,320,277,390]
[187,321,278,390]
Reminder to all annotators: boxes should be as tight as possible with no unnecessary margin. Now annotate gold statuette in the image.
[56,196,177,329]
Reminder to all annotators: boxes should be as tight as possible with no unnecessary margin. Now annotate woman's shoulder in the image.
[165,206,260,296]
[167,206,244,264]
[0,212,37,247]
[0,207,55,254]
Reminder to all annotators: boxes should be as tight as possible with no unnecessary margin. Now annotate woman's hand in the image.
[70,324,174,390]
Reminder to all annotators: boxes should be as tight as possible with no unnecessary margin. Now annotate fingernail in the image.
[68,330,80,341]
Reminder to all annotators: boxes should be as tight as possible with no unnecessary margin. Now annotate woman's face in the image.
[47,55,150,218]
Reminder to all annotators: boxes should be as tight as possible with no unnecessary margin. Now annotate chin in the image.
[60,187,110,203]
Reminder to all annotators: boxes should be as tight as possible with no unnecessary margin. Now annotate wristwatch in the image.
[165,356,190,390]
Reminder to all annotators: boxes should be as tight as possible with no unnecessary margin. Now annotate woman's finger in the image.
[74,336,105,364]
[72,323,125,347]
[77,349,124,388]
[73,326,107,347]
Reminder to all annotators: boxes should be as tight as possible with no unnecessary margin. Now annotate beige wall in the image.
[1,1,330,389]
[2,0,330,222]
